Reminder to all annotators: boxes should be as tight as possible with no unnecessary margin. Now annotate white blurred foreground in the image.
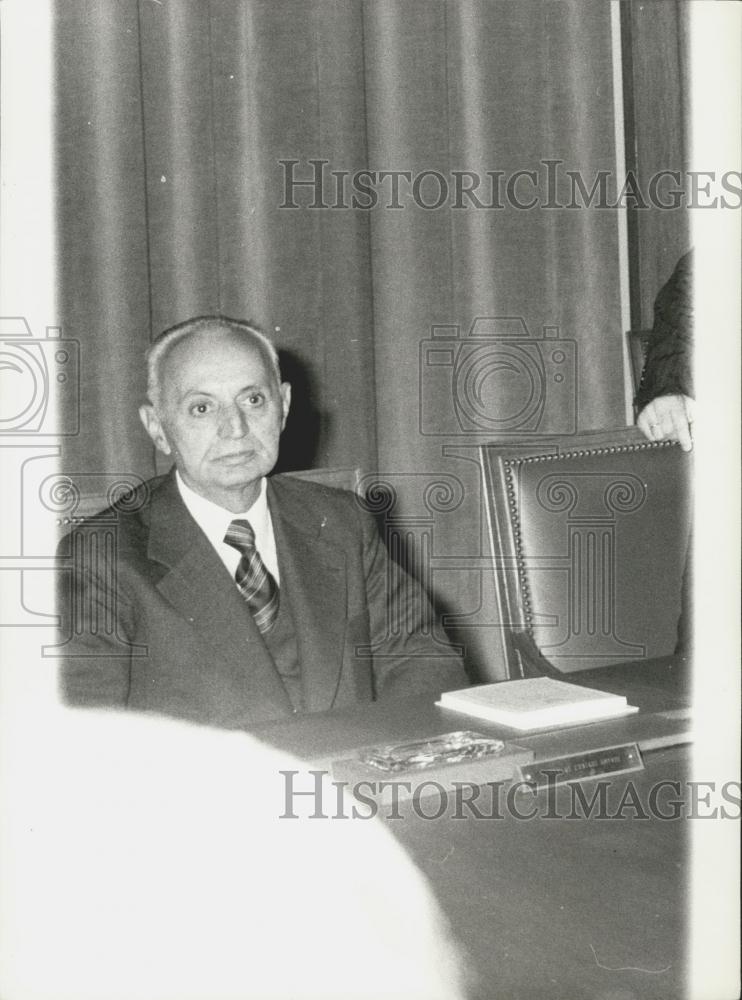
[0,706,469,1000]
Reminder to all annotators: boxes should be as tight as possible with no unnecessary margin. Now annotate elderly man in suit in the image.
[59,316,467,728]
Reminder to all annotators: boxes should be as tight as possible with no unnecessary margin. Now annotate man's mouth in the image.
[215,450,255,464]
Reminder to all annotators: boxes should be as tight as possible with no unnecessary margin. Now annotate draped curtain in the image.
[56,0,637,679]
[621,0,691,329]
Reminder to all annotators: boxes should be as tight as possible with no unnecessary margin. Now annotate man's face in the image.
[139,328,291,511]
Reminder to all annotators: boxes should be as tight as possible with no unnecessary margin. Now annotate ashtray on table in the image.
[359,731,506,773]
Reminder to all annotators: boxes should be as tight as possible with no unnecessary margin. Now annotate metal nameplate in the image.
[518,743,644,789]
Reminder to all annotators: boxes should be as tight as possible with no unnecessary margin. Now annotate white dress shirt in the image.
[176,473,280,584]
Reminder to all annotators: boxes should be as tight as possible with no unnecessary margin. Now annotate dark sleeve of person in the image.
[634,249,694,410]
[354,501,469,699]
[56,525,134,708]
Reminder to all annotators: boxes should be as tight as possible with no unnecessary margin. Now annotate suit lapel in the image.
[147,473,292,717]
[268,478,348,713]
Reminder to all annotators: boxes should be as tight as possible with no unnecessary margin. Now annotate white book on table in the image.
[436,677,639,731]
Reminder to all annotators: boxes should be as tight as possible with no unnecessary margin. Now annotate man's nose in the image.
[218,405,249,438]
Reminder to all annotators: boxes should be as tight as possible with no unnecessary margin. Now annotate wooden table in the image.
[256,658,693,999]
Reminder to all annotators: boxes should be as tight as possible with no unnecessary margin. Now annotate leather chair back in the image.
[481,428,692,678]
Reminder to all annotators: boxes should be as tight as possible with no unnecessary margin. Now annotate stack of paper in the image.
[437,677,638,732]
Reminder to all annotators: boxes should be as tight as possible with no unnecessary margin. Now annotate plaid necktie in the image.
[224,519,279,634]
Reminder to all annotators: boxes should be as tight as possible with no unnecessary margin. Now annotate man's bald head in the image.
[145,316,281,411]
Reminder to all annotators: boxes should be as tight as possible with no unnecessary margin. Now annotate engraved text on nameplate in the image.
[518,743,644,789]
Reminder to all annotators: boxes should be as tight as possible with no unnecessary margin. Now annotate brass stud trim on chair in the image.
[503,462,535,631]
[517,439,672,465]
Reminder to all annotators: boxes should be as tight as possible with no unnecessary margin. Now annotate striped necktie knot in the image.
[224,518,257,551]
[224,518,279,634]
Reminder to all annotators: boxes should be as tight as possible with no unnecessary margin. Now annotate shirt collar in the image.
[176,471,270,548]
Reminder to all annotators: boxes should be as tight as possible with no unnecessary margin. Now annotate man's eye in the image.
[190,402,212,416]
[245,393,265,406]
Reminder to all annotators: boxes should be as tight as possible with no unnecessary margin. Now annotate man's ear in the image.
[139,403,172,455]
[279,382,291,430]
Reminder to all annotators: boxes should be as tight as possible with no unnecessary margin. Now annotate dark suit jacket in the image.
[58,472,467,729]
